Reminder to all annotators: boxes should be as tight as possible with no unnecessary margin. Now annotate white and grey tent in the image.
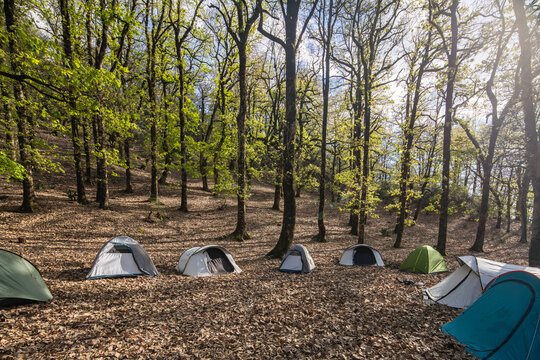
[279,244,316,274]
[87,236,159,280]
[423,255,540,309]
[176,245,242,277]
[339,244,384,266]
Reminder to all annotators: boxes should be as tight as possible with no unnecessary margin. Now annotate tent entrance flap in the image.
[206,248,234,274]
[281,255,303,271]
[353,247,376,265]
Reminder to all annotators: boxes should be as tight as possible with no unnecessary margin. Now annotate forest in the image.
[0,0,539,357]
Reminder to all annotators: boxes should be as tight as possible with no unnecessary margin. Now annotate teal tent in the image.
[442,271,540,359]
[0,249,53,306]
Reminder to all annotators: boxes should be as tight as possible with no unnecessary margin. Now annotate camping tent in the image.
[176,245,242,276]
[87,236,159,279]
[442,271,540,359]
[0,249,53,306]
[424,256,540,309]
[279,244,316,274]
[339,244,384,266]
[400,245,447,274]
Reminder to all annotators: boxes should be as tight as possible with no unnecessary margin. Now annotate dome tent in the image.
[87,236,159,279]
[424,256,540,309]
[279,244,315,274]
[339,244,384,266]
[0,249,53,306]
[442,271,540,359]
[400,245,447,274]
[176,245,242,277]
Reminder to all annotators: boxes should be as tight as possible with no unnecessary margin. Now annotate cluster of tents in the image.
[2,237,539,358]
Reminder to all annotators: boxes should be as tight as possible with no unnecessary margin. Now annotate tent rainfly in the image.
[339,244,384,266]
[400,245,448,274]
[0,249,53,307]
[424,256,540,309]
[87,236,159,280]
[176,245,242,277]
[442,271,540,359]
[279,244,316,274]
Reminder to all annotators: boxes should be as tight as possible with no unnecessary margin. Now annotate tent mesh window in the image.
[289,250,301,256]
[111,245,132,253]
[353,247,376,265]
[206,248,234,274]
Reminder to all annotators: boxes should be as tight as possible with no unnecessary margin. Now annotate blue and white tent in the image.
[87,236,159,279]
[442,271,540,360]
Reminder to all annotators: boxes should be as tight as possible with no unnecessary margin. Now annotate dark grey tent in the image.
[0,249,53,306]
[279,244,316,274]
[87,236,159,279]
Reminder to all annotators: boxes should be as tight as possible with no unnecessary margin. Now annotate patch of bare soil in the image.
[0,134,531,359]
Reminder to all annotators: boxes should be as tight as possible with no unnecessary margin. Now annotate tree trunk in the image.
[124,138,133,193]
[60,0,88,205]
[512,0,540,266]
[315,0,333,242]
[272,166,282,210]
[394,25,431,248]
[519,168,530,243]
[82,123,92,184]
[3,0,36,212]
[436,0,459,256]
[232,41,249,241]
[177,51,188,211]
[266,0,300,258]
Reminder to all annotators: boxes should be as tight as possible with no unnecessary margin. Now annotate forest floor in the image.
[0,132,531,359]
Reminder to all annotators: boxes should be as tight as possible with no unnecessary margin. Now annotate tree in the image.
[393,3,435,248]
[313,0,341,242]
[465,1,519,252]
[512,0,540,266]
[432,0,458,255]
[259,0,319,258]
[3,0,36,212]
[172,0,204,211]
[59,0,88,205]
[213,0,261,240]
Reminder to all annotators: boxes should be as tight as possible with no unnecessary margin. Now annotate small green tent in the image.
[400,245,448,274]
[0,249,53,306]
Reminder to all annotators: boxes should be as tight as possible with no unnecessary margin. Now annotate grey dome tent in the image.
[87,236,159,279]
[279,244,315,274]
[339,244,384,266]
[0,249,53,306]
[176,245,242,277]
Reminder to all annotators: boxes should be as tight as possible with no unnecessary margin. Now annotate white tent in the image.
[176,245,242,277]
[423,256,540,309]
[339,244,384,266]
[87,236,159,279]
[279,244,315,274]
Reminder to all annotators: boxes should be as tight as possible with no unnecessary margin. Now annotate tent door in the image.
[281,255,303,272]
[205,248,234,274]
[353,247,376,265]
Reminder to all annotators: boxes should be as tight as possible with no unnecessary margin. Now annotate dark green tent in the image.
[400,245,448,274]
[0,249,53,306]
